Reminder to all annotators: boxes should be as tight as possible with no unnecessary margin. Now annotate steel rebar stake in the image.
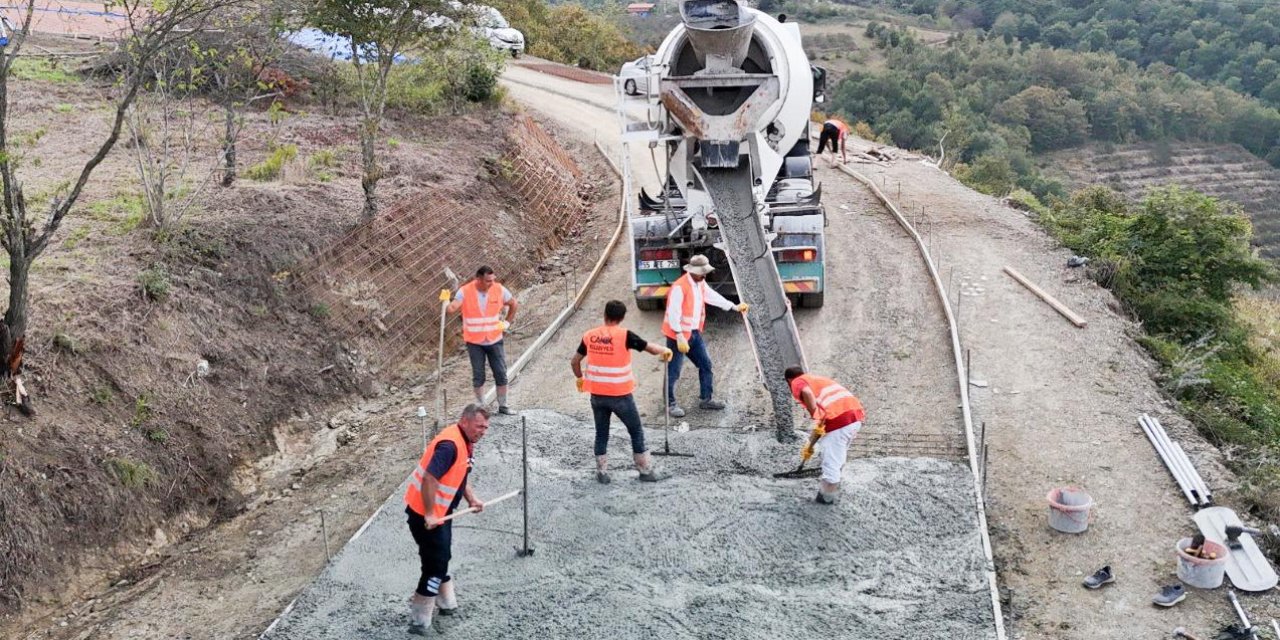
[516,416,534,557]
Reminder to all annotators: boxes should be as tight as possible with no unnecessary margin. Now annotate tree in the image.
[0,0,230,411]
[994,85,1088,151]
[311,0,456,219]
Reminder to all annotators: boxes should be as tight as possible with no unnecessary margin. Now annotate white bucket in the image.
[1046,487,1093,533]
[1176,537,1228,589]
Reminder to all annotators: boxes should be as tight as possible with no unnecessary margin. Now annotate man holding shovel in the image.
[572,300,674,484]
[663,254,748,418]
[784,367,864,505]
[403,404,489,635]
[443,266,518,415]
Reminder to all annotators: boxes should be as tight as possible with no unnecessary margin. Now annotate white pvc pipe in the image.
[1139,414,1197,506]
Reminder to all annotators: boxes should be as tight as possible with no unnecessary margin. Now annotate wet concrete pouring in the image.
[265,410,996,639]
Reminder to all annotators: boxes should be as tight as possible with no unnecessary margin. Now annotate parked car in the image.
[470,4,524,57]
[619,55,655,96]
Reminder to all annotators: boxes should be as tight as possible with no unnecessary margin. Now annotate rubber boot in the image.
[438,580,458,615]
[635,452,669,482]
[408,593,435,635]
[815,480,840,505]
[595,455,611,484]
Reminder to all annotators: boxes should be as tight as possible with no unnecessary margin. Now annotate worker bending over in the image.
[785,367,864,504]
[817,117,849,164]
[572,300,674,483]
[444,266,518,414]
[403,404,490,635]
[663,255,748,418]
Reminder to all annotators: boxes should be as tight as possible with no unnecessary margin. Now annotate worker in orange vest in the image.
[403,404,489,635]
[784,366,865,504]
[572,300,674,483]
[817,117,850,164]
[663,254,748,418]
[443,266,518,414]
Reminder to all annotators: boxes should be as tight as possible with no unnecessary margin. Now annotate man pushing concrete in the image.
[784,367,864,504]
[403,404,489,634]
[572,300,674,483]
[663,254,748,418]
[443,266,518,414]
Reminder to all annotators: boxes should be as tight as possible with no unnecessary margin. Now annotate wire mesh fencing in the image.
[297,115,593,371]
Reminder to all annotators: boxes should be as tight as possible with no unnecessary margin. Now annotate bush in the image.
[138,266,171,302]
[105,457,157,488]
[244,144,298,181]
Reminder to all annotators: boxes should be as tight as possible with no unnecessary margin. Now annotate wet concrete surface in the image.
[264,409,996,639]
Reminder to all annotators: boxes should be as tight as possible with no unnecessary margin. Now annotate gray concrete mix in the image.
[263,409,996,639]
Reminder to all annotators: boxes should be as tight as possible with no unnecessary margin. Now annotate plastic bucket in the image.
[1176,537,1228,589]
[1046,487,1093,533]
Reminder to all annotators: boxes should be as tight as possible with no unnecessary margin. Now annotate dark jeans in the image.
[818,122,840,153]
[666,330,714,405]
[590,393,647,456]
[466,340,508,388]
[406,506,453,597]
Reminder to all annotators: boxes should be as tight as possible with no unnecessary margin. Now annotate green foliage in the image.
[309,302,331,319]
[90,386,114,405]
[138,266,172,302]
[309,149,338,168]
[89,193,147,234]
[493,0,641,71]
[244,144,298,181]
[10,59,77,84]
[52,332,79,354]
[145,427,169,443]
[105,457,157,488]
[61,225,91,250]
[54,103,75,114]
[130,392,154,428]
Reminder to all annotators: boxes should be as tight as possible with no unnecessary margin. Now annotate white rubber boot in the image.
[438,580,458,615]
[408,593,435,635]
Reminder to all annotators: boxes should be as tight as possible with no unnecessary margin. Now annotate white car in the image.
[472,5,524,57]
[619,55,655,96]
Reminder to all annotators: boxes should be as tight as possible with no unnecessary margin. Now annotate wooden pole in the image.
[1003,266,1088,328]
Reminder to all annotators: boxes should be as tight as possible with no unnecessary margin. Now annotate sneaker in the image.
[699,399,726,410]
[668,404,686,418]
[638,469,670,482]
[1152,584,1186,607]
[1082,565,1115,590]
[408,623,430,636]
[595,470,611,484]
[814,491,836,505]
[498,405,515,415]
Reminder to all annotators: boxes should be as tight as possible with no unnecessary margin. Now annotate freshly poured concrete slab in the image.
[263,410,997,639]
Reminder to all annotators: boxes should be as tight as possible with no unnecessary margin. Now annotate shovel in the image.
[773,422,825,479]
[652,360,693,457]
[436,268,461,426]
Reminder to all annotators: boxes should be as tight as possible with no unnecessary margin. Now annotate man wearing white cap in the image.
[662,254,748,417]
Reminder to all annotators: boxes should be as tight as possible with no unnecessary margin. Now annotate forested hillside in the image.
[878,0,1280,109]
[831,27,1280,197]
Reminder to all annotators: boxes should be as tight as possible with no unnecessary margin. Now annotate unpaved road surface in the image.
[264,411,994,640]
[841,142,1279,636]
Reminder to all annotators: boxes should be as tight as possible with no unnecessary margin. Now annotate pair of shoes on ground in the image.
[668,398,725,418]
[1081,566,1187,607]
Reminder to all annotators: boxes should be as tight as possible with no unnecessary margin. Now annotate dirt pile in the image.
[264,410,997,640]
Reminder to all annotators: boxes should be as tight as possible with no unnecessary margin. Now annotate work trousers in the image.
[665,330,714,404]
[590,393,647,456]
[817,122,841,154]
[406,507,453,597]
[466,340,508,388]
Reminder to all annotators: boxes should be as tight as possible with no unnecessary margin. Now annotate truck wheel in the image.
[624,79,637,96]
[800,292,824,308]
[636,297,663,311]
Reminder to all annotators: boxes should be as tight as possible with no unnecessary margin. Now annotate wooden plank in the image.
[1003,266,1088,328]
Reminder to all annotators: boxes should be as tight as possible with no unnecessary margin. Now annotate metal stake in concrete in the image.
[321,510,331,562]
[516,416,535,557]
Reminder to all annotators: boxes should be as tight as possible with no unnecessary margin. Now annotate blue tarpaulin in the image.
[285,28,410,64]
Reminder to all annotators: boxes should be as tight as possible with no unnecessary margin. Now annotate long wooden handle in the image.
[436,489,521,524]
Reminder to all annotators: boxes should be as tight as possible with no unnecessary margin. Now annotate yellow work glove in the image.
[676,338,690,354]
[438,289,452,302]
[575,377,586,393]
[800,442,814,462]
[736,302,750,313]
[659,348,674,362]
[499,320,510,332]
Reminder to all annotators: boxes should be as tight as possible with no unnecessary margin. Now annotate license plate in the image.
[639,259,678,270]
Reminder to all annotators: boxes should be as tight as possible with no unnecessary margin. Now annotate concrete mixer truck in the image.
[615,0,827,439]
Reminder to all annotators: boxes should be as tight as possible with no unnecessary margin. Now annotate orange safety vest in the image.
[459,280,505,345]
[793,374,864,424]
[581,325,636,396]
[661,274,703,340]
[824,118,850,137]
[404,424,471,519]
